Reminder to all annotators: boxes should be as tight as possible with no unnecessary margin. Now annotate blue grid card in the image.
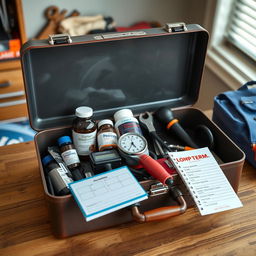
[69,166,148,221]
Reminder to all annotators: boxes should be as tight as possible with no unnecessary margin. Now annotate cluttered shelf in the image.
[0,0,26,66]
[0,0,27,120]
[0,140,256,256]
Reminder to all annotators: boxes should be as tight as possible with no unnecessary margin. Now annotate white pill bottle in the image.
[114,109,142,137]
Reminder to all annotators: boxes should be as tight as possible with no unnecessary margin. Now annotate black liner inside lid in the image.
[21,26,208,131]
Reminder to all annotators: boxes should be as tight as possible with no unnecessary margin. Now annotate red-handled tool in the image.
[117,132,174,186]
[117,132,187,220]
[139,154,173,185]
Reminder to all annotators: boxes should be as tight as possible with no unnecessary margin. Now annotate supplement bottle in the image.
[58,136,84,180]
[97,119,117,151]
[72,106,97,159]
[114,109,142,137]
[42,154,73,196]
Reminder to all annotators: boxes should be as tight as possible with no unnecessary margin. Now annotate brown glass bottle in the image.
[57,135,84,180]
[97,119,117,151]
[72,106,97,159]
[58,136,80,169]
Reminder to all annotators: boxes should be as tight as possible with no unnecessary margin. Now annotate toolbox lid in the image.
[21,24,208,131]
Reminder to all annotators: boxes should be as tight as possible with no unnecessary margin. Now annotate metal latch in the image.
[164,22,187,33]
[48,34,72,45]
[149,182,169,197]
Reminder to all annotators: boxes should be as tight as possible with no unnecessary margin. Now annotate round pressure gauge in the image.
[118,133,173,186]
[118,133,148,156]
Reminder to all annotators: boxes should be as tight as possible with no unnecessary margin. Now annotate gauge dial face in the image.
[118,133,147,155]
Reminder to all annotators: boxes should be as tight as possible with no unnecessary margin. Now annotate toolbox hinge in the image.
[164,22,187,33]
[48,34,72,45]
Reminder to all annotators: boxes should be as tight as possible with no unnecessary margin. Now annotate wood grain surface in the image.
[0,141,256,256]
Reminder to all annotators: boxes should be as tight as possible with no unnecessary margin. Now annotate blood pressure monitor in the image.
[117,133,149,166]
[118,133,148,155]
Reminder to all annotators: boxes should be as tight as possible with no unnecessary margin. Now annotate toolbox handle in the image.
[131,195,187,223]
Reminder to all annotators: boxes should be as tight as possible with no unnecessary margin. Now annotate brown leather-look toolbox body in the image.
[20,23,245,238]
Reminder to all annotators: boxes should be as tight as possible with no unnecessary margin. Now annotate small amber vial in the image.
[97,119,117,151]
[72,106,97,159]
[58,136,80,169]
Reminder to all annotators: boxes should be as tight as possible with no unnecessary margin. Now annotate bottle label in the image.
[116,119,142,136]
[61,149,80,167]
[49,167,73,192]
[72,130,97,156]
[97,132,117,151]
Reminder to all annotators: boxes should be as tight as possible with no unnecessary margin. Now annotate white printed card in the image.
[168,148,243,215]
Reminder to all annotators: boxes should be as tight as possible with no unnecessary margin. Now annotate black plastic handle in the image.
[0,81,11,88]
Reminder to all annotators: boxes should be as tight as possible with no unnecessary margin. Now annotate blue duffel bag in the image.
[213,81,256,168]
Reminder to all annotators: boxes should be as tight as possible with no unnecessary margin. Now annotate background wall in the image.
[22,0,207,39]
[21,0,229,111]
[194,68,229,110]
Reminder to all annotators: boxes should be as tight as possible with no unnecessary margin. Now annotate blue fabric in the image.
[0,119,35,146]
[213,81,256,168]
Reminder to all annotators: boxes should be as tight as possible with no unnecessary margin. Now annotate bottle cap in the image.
[75,106,93,118]
[114,109,133,122]
[98,119,113,128]
[58,136,72,146]
[42,155,54,166]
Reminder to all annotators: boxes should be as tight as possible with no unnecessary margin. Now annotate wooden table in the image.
[0,141,256,256]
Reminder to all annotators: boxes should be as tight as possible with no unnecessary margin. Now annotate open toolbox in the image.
[21,23,245,238]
